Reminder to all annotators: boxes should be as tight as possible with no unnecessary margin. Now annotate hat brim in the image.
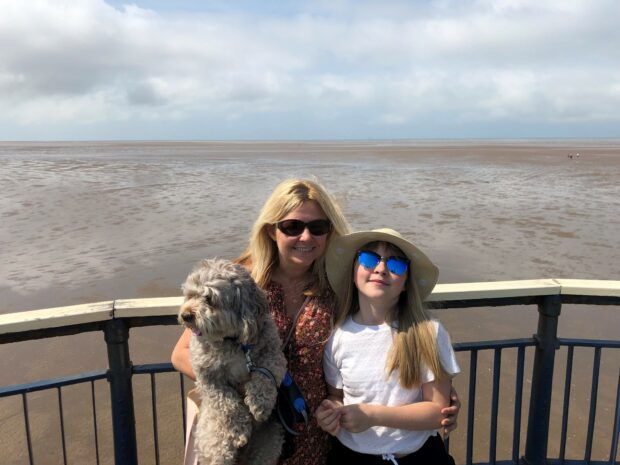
[326,229,438,304]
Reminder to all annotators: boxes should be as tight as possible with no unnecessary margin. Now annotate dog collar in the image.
[240,343,254,353]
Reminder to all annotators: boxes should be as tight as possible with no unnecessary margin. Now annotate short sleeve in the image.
[421,321,460,383]
[436,321,460,377]
[322,332,343,389]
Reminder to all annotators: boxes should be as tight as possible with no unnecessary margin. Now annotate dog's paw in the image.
[248,403,271,423]
[231,431,250,448]
[228,422,251,448]
[245,376,277,422]
[245,390,277,422]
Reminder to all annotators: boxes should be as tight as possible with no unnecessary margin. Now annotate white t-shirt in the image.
[323,317,460,456]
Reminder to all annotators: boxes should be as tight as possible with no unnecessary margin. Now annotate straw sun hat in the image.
[326,228,439,303]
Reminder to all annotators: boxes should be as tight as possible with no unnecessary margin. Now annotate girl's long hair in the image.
[236,178,350,296]
[335,241,446,388]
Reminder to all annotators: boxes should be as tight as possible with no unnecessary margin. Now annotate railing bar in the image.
[489,348,501,465]
[133,362,174,374]
[611,368,620,465]
[454,338,535,351]
[584,347,601,462]
[22,393,34,465]
[547,460,619,465]
[58,386,68,465]
[558,338,620,349]
[180,373,187,441]
[0,370,108,397]
[512,346,525,464]
[151,372,160,465]
[523,294,562,465]
[104,318,138,464]
[91,380,100,465]
[559,346,574,462]
[467,349,478,465]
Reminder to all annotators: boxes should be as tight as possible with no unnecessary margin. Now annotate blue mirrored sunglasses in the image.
[356,250,410,276]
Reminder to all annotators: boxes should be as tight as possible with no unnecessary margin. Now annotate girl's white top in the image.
[323,317,460,456]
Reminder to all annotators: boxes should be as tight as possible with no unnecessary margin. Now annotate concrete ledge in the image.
[0,301,114,335]
[1,279,619,336]
[553,279,620,297]
[428,279,561,302]
[114,297,183,318]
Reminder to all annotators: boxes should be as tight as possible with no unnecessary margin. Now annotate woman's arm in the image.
[339,377,452,433]
[441,386,461,435]
[171,328,196,380]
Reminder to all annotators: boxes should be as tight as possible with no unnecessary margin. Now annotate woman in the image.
[171,179,460,464]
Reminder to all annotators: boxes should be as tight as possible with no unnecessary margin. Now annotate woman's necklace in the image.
[282,281,309,317]
[272,270,311,318]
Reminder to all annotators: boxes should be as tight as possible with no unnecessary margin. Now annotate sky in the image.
[1,0,619,141]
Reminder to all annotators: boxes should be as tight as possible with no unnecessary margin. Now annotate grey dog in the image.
[179,258,287,465]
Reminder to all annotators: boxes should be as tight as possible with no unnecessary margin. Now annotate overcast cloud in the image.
[1,0,619,140]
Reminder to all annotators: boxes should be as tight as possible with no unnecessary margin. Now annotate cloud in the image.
[0,0,619,139]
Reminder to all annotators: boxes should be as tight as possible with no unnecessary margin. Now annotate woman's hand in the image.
[315,399,342,436]
[440,386,461,436]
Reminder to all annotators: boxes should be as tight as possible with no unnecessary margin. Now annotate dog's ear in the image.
[237,279,270,345]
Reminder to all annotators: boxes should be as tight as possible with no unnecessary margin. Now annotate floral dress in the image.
[265,282,334,465]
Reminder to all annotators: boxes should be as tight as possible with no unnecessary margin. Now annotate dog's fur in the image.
[179,258,287,465]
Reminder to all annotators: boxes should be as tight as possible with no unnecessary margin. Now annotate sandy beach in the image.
[1,140,619,464]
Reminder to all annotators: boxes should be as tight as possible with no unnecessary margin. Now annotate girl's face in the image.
[354,242,407,307]
[269,200,330,272]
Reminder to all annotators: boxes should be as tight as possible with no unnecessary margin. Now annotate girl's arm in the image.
[315,384,344,436]
[339,377,452,433]
[171,328,196,380]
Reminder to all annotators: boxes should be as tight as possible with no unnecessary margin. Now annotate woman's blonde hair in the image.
[236,178,350,295]
[335,241,446,388]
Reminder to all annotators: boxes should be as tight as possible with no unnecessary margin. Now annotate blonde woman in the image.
[172,181,460,464]
[317,229,459,464]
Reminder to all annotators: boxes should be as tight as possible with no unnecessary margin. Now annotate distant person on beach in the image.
[316,229,459,464]
[171,178,461,464]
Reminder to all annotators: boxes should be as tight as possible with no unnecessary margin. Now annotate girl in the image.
[317,228,459,465]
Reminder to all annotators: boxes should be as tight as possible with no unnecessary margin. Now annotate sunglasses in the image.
[276,219,332,237]
[357,250,410,276]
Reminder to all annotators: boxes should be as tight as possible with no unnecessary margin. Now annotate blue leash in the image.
[241,344,309,436]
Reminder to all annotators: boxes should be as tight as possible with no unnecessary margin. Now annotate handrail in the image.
[0,279,618,465]
[1,279,619,337]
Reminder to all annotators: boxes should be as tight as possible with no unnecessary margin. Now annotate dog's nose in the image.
[181,312,194,323]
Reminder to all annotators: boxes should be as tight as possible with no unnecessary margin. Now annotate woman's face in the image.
[354,242,407,307]
[269,200,330,272]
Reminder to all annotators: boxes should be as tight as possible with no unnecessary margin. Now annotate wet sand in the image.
[1,140,619,464]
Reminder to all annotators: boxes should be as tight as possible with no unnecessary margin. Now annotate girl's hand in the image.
[440,386,461,436]
[339,403,375,433]
[315,399,342,436]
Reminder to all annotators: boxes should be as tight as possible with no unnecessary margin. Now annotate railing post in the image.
[104,319,138,465]
[521,294,562,465]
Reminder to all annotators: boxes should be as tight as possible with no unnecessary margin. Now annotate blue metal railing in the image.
[1,284,619,465]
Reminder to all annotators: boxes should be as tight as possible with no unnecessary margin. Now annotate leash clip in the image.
[241,344,255,372]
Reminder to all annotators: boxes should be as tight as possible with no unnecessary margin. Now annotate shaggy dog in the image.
[179,258,287,465]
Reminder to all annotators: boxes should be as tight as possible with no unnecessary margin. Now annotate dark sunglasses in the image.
[357,250,410,276]
[276,219,332,237]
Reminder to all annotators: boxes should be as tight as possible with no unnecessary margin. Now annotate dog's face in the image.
[179,258,268,344]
